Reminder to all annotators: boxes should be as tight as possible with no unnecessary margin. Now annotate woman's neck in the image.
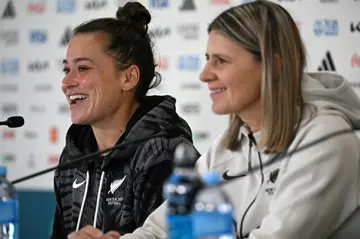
[237,99,263,133]
[92,101,140,153]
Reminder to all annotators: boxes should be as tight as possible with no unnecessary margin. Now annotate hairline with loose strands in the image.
[208,0,307,153]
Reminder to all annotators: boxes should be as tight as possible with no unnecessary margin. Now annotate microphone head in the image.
[173,143,199,168]
[6,116,24,128]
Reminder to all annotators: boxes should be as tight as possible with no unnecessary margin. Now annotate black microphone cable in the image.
[11,131,169,184]
[11,128,355,186]
[219,128,355,188]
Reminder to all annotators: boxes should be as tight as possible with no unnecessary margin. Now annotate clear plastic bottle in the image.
[163,143,202,239]
[193,171,235,239]
[0,165,19,239]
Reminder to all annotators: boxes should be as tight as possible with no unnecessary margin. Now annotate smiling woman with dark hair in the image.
[50,2,199,238]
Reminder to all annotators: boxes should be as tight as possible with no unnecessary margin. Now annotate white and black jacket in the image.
[123,73,360,239]
[51,95,199,238]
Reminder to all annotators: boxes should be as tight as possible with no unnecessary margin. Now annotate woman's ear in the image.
[120,65,140,92]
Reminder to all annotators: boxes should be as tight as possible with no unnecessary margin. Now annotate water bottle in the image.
[163,143,202,239]
[0,165,19,239]
[193,171,235,239]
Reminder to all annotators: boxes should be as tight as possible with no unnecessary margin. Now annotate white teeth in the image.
[69,95,88,100]
[211,88,226,93]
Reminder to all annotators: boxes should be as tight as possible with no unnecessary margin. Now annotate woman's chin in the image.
[212,105,229,115]
[71,115,89,125]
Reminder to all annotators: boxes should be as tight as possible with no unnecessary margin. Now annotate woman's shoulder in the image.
[131,135,199,169]
[293,104,360,155]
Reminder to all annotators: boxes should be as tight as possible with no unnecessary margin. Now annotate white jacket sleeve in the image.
[249,121,360,239]
[121,201,168,239]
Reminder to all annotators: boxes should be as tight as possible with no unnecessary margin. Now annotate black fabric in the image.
[51,95,200,238]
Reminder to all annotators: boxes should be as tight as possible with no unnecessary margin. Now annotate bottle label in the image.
[192,211,234,237]
[167,215,194,239]
[0,199,19,224]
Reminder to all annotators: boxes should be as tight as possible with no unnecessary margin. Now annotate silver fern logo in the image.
[108,175,126,194]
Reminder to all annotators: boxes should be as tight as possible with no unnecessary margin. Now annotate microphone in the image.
[10,128,355,185]
[0,116,25,128]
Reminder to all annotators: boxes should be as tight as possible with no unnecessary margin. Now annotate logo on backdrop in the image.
[319,0,338,3]
[28,154,37,169]
[350,22,360,32]
[48,155,60,164]
[352,53,360,68]
[1,0,16,19]
[118,0,132,6]
[29,29,48,44]
[149,27,171,39]
[210,0,230,4]
[29,104,46,114]
[177,23,199,40]
[28,60,49,72]
[24,130,38,140]
[58,103,70,115]
[57,0,76,13]
[180,103,201,115]
[27,0,46,14]
[178,55,200,71]
[155,57,169,71]
[34,84,52,92]
[0,30,18,46]
[350,82,360,89]
[180,83,201,90]
[179,0,196,11]
[59,27,73,47]
[0,59,19,76]
[1,153,16,164]
[318,51,336,71]
[149,0,169,8]
[313,19,338,36]
[193,131,210,142]
[1,103,17,114]
[50,127,59,144]
[85,0,107,10]
[0,84,18,93]
[2,130,15,140]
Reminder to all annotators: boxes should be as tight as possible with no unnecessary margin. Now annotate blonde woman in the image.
[69,1,360,238]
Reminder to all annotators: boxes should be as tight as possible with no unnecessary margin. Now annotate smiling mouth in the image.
[69,94,88,105]
[210,88,226,94]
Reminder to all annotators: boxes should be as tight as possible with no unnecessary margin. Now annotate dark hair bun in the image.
[116,2,151,33]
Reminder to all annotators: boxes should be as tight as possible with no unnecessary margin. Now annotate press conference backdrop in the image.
[0,0,359,237]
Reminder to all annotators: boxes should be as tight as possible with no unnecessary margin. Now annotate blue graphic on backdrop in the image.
[0,59,19,75]
[149,0,169,8]
[29,30,48,44]
[177,55,200,72]
[56,0,76,13]
[314,19,338,36]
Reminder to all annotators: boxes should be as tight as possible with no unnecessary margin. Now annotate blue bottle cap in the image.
[0,165,7,176]
[203,171,222,185]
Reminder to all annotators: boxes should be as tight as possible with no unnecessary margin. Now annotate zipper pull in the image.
[248,138,253,172]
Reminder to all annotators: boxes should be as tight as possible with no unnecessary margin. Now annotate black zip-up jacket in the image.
[51,95,199,238]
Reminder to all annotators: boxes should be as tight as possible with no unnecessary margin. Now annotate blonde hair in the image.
[208,0,306,153]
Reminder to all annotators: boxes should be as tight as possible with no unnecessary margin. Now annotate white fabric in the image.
[123,72,360,239]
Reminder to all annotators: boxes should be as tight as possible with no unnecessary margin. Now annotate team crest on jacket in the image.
[265,168,279,196]
[106,175,126,206]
